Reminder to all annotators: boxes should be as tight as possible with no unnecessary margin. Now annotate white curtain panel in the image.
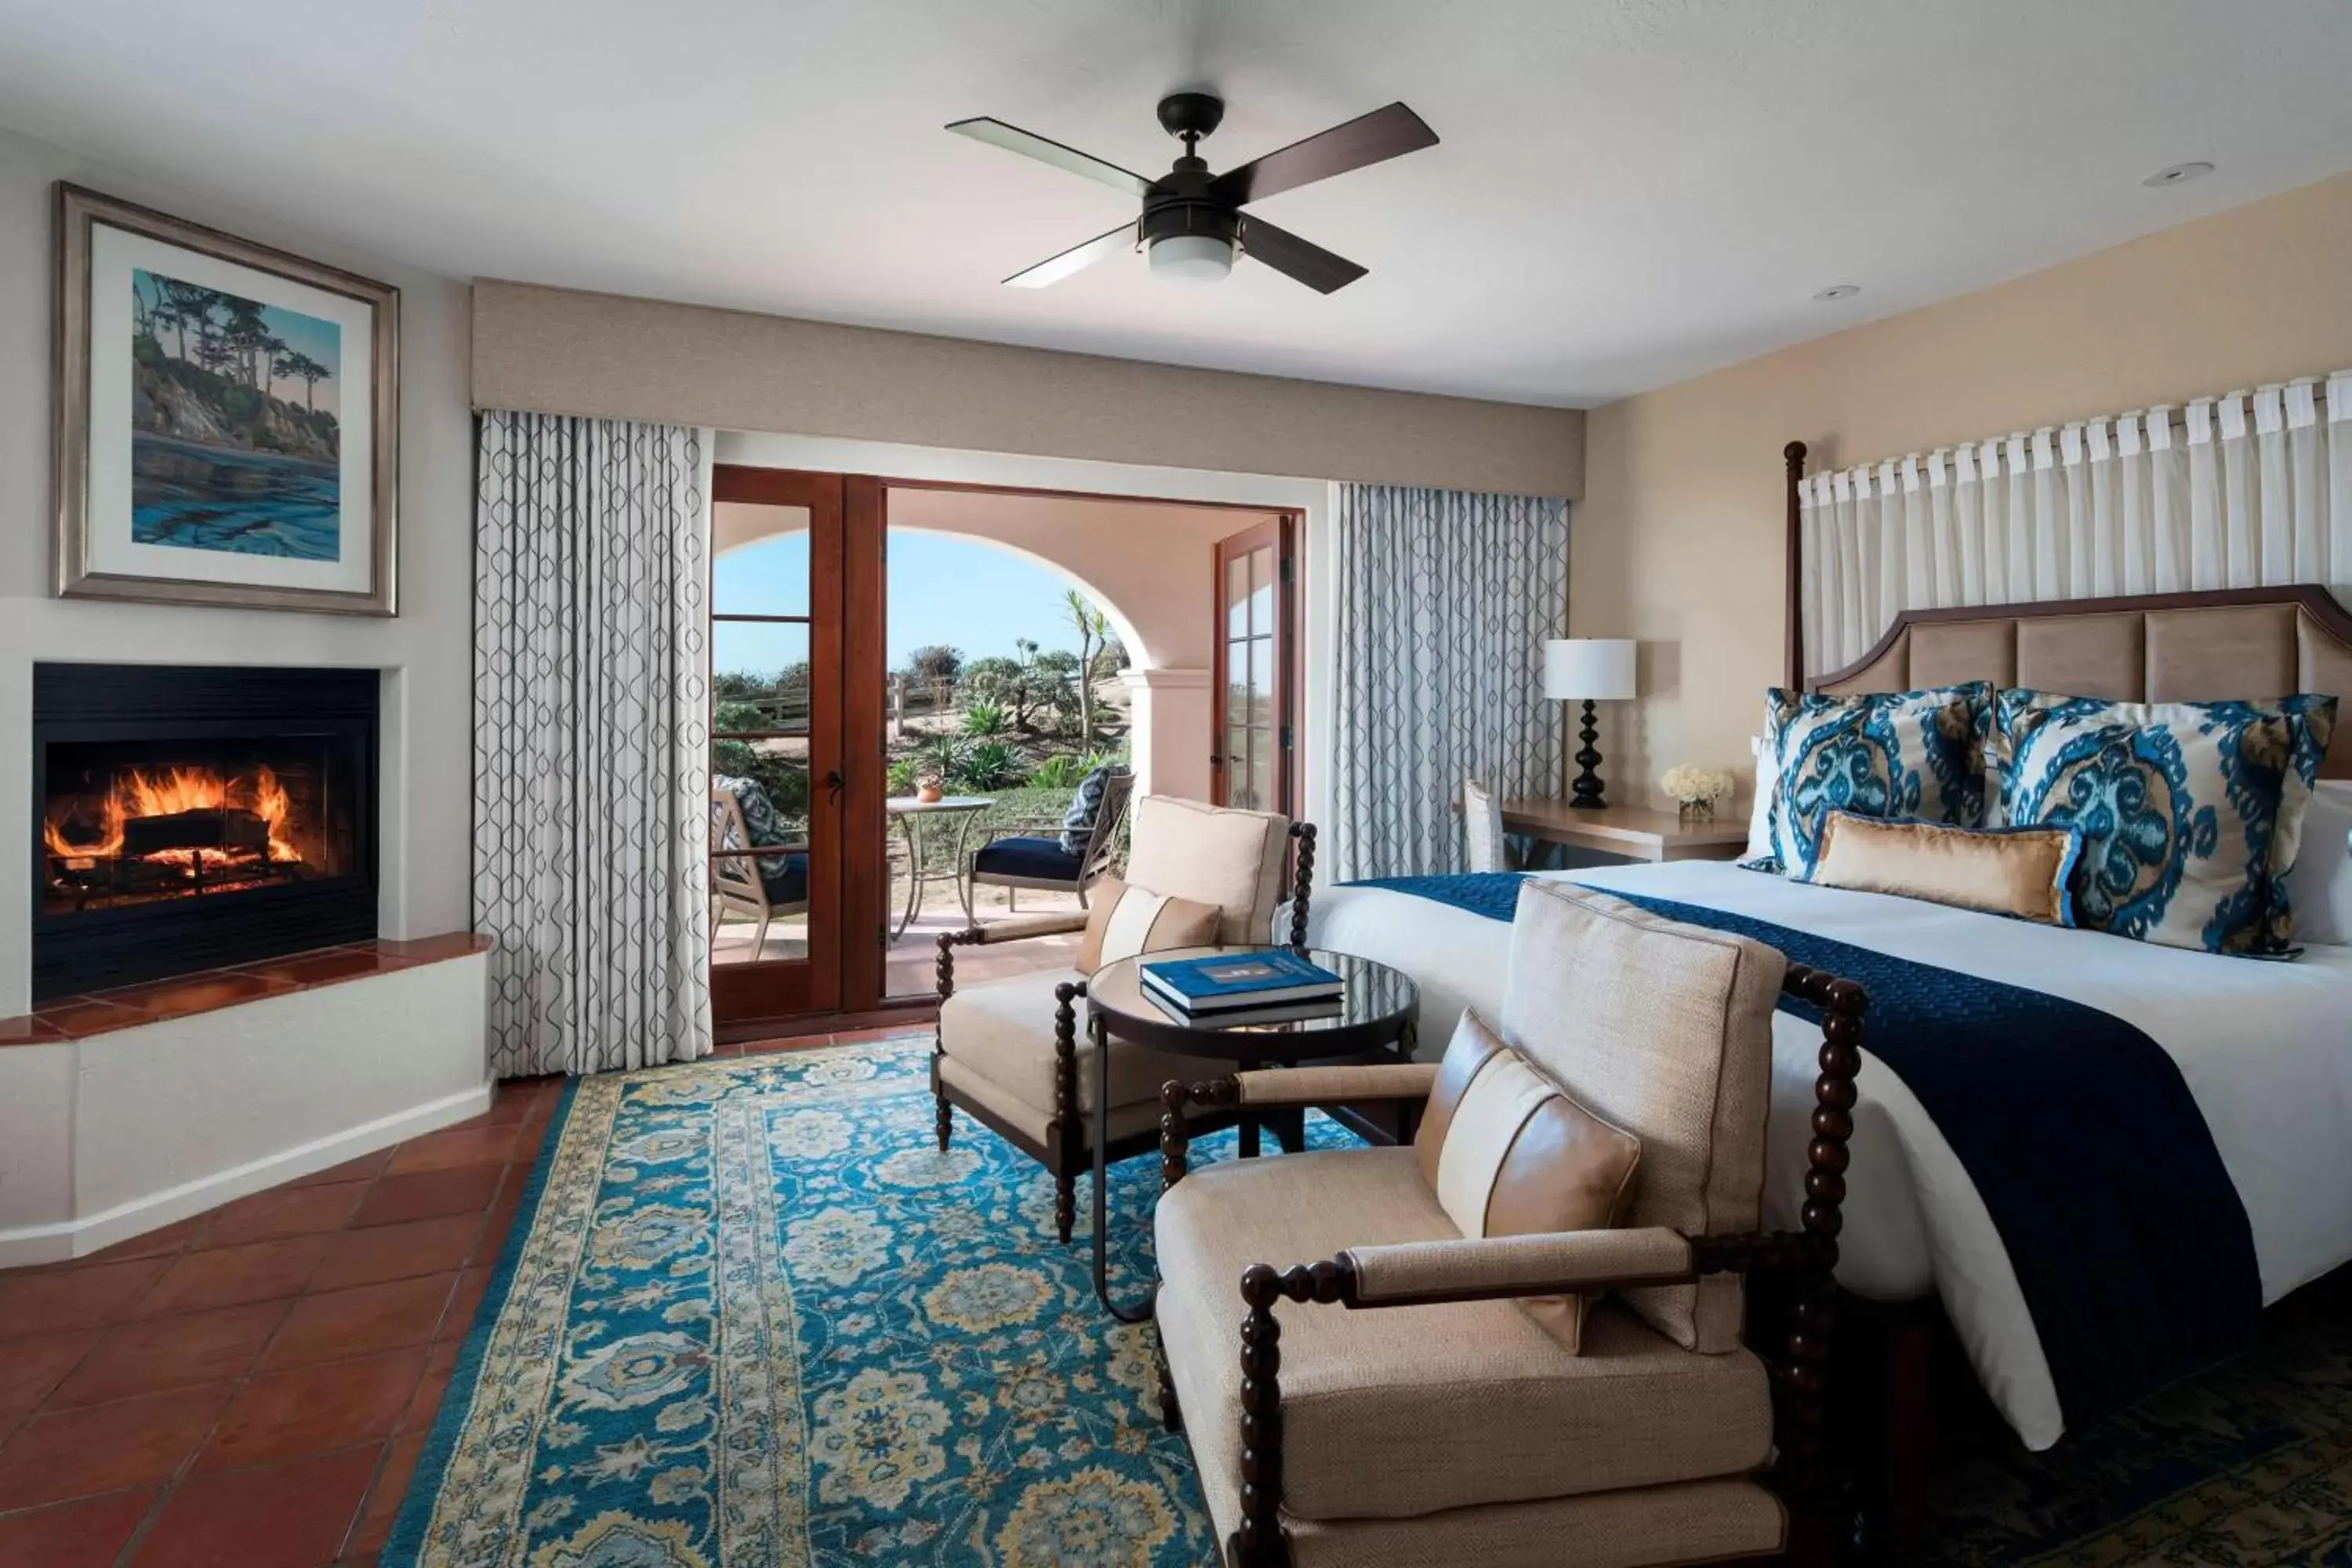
[1333,485,1569,880]
[474,411,714,1077]
[1800,372,2352,677]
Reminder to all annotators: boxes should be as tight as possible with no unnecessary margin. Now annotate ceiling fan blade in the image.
[1004,220,1139,289]
[1237,216,1367,294]
[947,117,1155,198]
[1206,102,1437,208]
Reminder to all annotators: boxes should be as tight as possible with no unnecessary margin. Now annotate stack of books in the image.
[1138,949,1345,1027]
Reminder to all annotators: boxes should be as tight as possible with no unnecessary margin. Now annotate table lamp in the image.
[1544,638,1637,810]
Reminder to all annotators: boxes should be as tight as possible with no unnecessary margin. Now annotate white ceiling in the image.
[4,0,2350,407]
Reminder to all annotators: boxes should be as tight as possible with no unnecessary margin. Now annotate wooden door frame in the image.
[711,468,1309,1036]
[708,464,844,1025]
[1210,514,1301,818]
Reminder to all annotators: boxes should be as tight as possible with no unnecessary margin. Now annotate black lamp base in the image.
[1569,698,1608,810]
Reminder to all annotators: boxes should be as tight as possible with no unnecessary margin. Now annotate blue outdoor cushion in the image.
[760,851,809,906]
[975,835,1087,881]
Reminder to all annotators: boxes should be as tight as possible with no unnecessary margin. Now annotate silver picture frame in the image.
[53,183,400,616]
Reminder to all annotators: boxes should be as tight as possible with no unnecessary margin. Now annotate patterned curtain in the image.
[1333,485,1570,879]
[474,412,713,1077]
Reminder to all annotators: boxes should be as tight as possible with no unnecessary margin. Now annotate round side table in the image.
[1082,946,1419,1320]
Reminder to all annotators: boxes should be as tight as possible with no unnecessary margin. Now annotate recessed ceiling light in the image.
[2143,162,2214,188]
[1813,284,1860,302]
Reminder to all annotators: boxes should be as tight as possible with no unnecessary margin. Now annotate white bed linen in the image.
[1305,860,2352,1450]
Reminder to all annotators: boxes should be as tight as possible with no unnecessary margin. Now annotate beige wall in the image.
[1575,170,2352,811]
[475,280,1583,498]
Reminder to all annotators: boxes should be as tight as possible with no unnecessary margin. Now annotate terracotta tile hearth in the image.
[1,935,492,1044]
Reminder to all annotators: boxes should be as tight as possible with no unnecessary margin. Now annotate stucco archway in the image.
[714,487,1285,800]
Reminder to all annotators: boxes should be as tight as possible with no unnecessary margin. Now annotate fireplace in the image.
[34,664,379,1000]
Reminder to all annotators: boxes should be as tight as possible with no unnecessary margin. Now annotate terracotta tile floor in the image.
[0,1025,891,1565]
[0,1076,571,1566]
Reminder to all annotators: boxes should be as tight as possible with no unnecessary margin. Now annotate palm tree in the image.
[1062,590,1111,744]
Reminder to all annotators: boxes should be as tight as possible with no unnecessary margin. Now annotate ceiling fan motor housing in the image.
[1156,92,1226,143]
[1139,176,1239,249]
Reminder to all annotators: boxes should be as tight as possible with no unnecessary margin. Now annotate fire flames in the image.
[43,764,303,872]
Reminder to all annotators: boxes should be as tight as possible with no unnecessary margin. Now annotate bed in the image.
[1308,490,2352,1540]
[1308,857,2352,1452]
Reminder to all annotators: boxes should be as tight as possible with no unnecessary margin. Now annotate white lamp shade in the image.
[1544,638,1637,701]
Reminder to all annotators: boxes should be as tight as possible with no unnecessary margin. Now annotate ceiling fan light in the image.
[1149,233,1234,283]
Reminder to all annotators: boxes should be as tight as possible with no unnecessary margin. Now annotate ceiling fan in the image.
[947,93,1437,293]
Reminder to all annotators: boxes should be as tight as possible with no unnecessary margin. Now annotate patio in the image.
[710,864,1087,998]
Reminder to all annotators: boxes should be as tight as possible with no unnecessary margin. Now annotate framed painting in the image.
[53,183,398,615]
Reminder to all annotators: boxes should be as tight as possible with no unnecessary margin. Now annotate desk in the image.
[1499,800,1748,863]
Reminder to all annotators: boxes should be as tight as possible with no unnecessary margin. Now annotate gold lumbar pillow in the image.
[1414,1009,1643,1352]
[1813,811,2081,924]
[1076,874,1224,974]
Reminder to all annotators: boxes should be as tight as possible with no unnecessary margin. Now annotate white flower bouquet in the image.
[1659,764,1736,821]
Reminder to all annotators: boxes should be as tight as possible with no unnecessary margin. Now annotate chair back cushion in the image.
[1058,764,1130,853]
[1076,876,1223,975]
[1499,881,1784,1353]
[1462,779,1508,873]
[1121,796,1291,945]
[1414,1009,1641,1352]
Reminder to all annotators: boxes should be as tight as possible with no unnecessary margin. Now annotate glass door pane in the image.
[712,518,812,970]
[1211,519,1293,815]
[710,476,843,1024]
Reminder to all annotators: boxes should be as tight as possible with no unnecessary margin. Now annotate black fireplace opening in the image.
[34,664,379,1001]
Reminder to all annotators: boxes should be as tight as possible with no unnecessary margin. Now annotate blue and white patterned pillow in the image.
[1996,690,2339,955]
[1059,765,1126,855]
[1745,682,1989,880]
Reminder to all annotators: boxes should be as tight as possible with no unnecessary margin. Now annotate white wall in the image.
[0,956,492,1263]
[0,125,477,1014]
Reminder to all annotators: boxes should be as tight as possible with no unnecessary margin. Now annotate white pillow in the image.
[2284,779,2352,948]
[1743,734,1777,866]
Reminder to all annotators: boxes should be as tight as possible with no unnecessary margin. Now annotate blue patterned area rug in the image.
[387,1033,2352,1567]
[385,1035,1330,1567]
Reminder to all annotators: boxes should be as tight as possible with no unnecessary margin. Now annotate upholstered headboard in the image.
[1811,586,2352,779]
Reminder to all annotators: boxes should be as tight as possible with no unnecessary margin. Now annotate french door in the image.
[1210,515,1298,815]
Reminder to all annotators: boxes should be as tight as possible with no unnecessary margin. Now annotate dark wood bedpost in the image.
[1051,982,1082,1246]
[1784,440,1808,693]
[1287,822,1316,953]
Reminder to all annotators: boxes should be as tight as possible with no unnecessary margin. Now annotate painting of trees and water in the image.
[130,268,341,561]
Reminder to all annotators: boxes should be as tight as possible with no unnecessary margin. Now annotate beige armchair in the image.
[931,795,1318,1242]
[1154,880,1867,1568]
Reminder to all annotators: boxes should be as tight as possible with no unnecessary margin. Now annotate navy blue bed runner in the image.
[1347,873,2260,1433]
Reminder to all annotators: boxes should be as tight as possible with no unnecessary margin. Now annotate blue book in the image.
[1139,949,1344,1012]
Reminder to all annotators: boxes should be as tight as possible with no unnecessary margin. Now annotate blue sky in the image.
[713,530,1111,673]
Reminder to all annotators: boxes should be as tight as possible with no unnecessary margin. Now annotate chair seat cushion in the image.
[758,851,808,906]
[1156,1146,1773,1524]
[973,835,1086,881]
[937,968,1229,1113]
[1280,1479,1786,1568]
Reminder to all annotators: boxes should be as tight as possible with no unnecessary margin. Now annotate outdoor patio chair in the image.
[960,766,1137,920]
[710,779,809,960]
